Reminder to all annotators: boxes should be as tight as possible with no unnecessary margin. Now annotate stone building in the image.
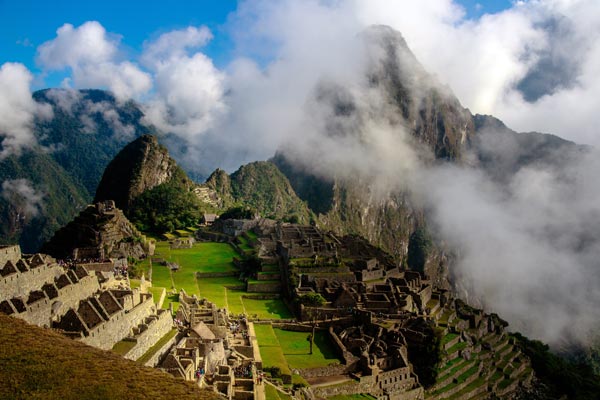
[0,245,173,360]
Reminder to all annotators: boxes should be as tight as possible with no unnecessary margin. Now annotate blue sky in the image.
[0,0,513,88]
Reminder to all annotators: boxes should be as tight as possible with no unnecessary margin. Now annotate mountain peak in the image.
[94,134,188,212]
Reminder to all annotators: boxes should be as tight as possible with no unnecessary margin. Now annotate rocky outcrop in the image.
[94,134,189,213]
[41,200,147,260]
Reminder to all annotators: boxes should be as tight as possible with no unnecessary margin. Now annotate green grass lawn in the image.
[197,276,243,308]
[243,298,292,319]
[171,266,200,296]
[255,324,341,373]
[148,287,165,305]
[134,258,152,277]
[274,328,341,369]
[225,290,292,319]
[163,293,179,310]
[226,289,246,315]
[254,324,291,377]
[264,384,292,400]
[165,242,238,274]
[151,264,174,291]
[149,241,291,319]
[150,241,239,299]
[129,279,141,289]
[441,333,459,346]
[237,235,253,251]
[112,340,136,356]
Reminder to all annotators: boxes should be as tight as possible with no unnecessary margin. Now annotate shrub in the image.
[299,292,326,307]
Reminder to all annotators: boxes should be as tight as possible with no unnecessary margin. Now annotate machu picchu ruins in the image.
[0,215,542,400]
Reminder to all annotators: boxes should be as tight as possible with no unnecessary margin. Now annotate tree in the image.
[129,181,203,235]
[298,292,326,307]
[407,227,432,273]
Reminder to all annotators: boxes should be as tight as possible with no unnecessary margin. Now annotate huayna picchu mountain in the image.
[94,134,192,213]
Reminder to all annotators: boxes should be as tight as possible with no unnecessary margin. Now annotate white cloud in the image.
[1,179,45,218]
[141,26,213,67]
[415,149,600,346]
[141,27,226,141]
[37,21,151,100]
[0,63,52,158]
[37,21,117,68]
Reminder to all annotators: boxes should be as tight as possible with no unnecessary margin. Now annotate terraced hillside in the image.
[426,302,533,399]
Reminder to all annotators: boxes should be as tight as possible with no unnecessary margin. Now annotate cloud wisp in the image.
[37,21,152,100]
[0,63,52,158]
[1,179,45,219]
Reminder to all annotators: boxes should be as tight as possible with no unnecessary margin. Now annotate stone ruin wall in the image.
[0,262,63,301]
[0,245,174,356]
[9,272,100,327]
[80,294,156,350]
[0,245,21,265]
[143,330,180,368]
[124,309,174,361]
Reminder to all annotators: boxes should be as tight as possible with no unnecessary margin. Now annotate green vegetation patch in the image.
[197,276,242,309]
[150,264,174,291]
[264,384,292,400]
[148,287,165,305]
[262,264,280,272]
[441,333,459,346]
[163,293,180,311]
[447,376,487,399]
[150,241,239,300]
[112,340,136,356]
[446,341,467,355]
[243,297,292,320]
[166,242,238,274]
[254,325,291,377]
[274,328,341,369]
[437,359,470,383]
[129,279,141,289]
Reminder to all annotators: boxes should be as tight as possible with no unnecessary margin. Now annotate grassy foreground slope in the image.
[0,314,216,400]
